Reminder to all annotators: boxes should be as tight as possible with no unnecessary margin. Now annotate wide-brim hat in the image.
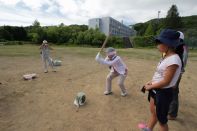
[155,29,180,48]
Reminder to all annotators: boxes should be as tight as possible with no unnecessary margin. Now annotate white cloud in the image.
[0,0,196,26]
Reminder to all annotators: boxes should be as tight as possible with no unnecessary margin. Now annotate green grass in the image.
[0,45,196,61]
[0,45,40,57]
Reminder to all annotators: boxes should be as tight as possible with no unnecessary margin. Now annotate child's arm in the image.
[104,56,109,61]
[145,64,178,90]
[141,81,152,93]
[95,52,102,61]
[39,44,43,49]
[95,53,119,66]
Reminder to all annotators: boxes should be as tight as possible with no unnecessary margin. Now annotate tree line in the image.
[0,4,196,48]
[0,20,124,47]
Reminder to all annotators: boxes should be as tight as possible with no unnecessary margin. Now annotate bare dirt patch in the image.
[0,50,197,131]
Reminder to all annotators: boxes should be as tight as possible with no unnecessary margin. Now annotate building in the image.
[88,17,135,37]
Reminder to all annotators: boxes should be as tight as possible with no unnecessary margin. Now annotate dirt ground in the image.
[0,50,197,131]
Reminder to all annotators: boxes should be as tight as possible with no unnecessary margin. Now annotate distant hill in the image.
[133,15,197,35]
[133,15,197,48]
[182,15,197,28]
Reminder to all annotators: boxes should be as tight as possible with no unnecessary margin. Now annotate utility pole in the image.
[158,11,161,20]
[156,11,161,34]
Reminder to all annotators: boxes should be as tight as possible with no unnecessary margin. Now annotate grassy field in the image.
[0,45,197,131]
[0,44,196,60]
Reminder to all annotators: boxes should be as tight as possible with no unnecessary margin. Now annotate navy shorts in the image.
[148,88,173,124]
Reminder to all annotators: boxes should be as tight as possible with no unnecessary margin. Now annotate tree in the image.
[164,5,182,29]
[12,27,27,40]
[32,19,40,27]
[59,23,65,27]
[133,23,149,36]
[0,27,12,41]
[30,20,46,43]
[44,26,58,43]
[144,22,155,36]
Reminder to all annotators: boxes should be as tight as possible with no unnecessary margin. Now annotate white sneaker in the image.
[104,91,112,95]
[121,92,127,97]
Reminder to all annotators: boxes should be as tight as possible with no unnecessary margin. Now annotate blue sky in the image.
[0,0,197,26]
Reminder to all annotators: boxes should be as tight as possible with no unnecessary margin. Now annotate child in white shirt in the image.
[95,47,128,96]
[40,40,55,73]
[140,29,182,131]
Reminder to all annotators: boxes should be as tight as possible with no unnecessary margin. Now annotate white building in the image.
[88,17,134,37]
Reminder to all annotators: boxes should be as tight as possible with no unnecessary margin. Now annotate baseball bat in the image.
[99,32,111,53]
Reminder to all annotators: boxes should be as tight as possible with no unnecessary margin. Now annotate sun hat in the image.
[178,31,184,40]
[155,29,180,48]
[105,47,116,56]
[43,40,48,44]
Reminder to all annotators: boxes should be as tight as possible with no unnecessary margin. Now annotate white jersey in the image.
[152,54,182,89]
[40,44,50,57]
[95,53,127,75]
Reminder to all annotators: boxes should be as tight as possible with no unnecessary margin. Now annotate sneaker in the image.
[138,123,151,131]
[104,91,112,95]
[44,70,48,73]
[168,115,176,120]
[121,92,127,97]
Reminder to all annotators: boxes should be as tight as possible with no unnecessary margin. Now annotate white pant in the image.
[106,72,127,93]
[42,55,54,71]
